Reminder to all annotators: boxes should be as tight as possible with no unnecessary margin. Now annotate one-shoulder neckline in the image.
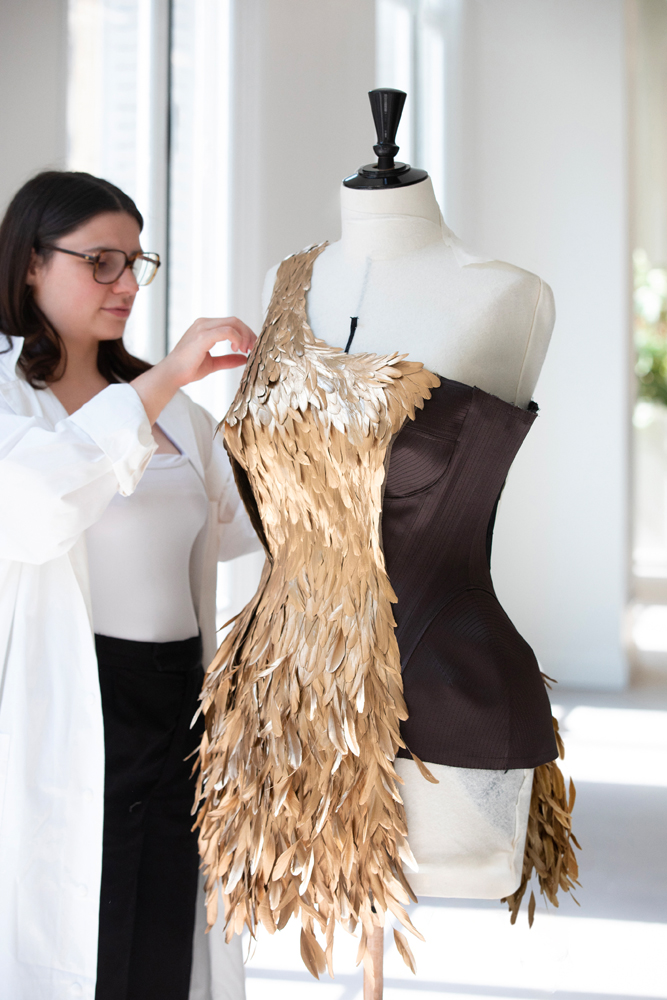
[292,246,538,418]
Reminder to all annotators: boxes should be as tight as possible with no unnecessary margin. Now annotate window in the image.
[168,0,233,421]
[630,0,667,674]
[375,0,452,212]
[67,0,169,363]
[67,0,251,628]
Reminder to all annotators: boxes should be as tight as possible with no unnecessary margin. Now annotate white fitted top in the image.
[86,447,209,642]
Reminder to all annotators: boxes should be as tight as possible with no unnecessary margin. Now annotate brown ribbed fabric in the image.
[383,376,557,770]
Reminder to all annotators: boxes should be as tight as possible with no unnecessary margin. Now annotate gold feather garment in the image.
[195,244,580,974]
[195,245,439,976]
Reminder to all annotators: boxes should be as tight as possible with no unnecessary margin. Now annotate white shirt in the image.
[87,450,209,643]
[0,335,261,1000]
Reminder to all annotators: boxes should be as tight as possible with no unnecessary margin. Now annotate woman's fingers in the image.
[191,316,256,354]
[208,353,250,371]
[156,315,257,389]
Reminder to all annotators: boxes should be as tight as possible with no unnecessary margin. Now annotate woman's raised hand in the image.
[131,316,256,424]
[163,317,256,384]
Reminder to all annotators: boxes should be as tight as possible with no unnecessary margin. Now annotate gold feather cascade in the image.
[194,244,440,977]
[502,715,581,925]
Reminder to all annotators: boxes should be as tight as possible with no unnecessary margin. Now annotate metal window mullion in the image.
[133,0,171,362]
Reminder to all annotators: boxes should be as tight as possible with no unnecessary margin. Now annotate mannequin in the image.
[262,173,554,414]
[260,90,556,996]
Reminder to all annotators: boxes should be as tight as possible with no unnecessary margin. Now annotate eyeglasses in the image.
[41,245,161,286]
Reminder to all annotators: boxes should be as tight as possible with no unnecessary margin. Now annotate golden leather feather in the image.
[194,244,439,974]
[502,717,580,925]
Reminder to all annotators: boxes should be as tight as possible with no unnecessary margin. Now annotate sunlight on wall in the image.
[556,704,667,788]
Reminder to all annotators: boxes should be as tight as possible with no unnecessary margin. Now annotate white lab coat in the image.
[0,335,261,1000]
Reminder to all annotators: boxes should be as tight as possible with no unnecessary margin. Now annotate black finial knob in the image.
[369,88,406,170]
[343,88,428,190]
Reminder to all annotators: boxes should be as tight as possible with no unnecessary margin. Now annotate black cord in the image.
[344,316,358,354]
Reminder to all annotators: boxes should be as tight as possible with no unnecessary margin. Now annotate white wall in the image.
[0,0,69,214]
[447,0,629,688]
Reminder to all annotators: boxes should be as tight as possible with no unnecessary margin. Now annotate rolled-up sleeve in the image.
[0,384,156,564]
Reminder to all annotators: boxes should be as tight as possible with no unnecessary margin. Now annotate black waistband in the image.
[94,633,203,673]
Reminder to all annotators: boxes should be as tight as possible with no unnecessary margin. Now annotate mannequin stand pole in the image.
[363,925,384,999]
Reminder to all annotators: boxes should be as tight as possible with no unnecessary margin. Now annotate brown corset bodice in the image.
[383,377,557,769]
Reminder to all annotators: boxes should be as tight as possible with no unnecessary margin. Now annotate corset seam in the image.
[384,389,472,502]
[398,583,496,674]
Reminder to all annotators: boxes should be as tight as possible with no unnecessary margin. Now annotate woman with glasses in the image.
[0,171,261,1000]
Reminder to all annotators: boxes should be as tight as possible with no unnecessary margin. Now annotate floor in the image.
[240,684,667,999]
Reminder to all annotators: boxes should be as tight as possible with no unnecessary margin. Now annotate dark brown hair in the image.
[0,170,152,387]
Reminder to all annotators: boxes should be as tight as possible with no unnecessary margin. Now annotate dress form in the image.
[262,175,555,900]
[259,92,557,996]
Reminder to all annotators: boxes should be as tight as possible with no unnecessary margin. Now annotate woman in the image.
[0,171,261,1000]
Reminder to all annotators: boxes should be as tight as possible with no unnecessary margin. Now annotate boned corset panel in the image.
[382,376,557,769]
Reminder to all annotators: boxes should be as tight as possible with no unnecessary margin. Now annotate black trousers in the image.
[94,633,205,1000]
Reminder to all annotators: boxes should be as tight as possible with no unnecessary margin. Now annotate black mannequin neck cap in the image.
[343,88,428,190]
